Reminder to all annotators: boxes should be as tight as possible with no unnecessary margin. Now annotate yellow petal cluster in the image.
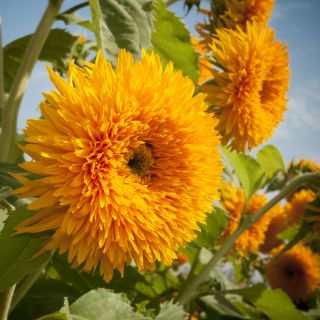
[204,22,290,152]
[14,50,222,281]
[220,183,272,255]
[196,0,274,48]
[285,189,316,225]
[267,244,320,301]
[289,159,320,173]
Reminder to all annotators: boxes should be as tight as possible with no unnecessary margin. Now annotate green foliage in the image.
[155,301,186,320]
[152,0,198,82]
[0,206,50,293]
[255,289,309,320]
[222,147,265,201]
[195,207,228,247]
[0,161,24,189]
[89,0,153,66]
[3,29,78,92]
[257,145,285,186]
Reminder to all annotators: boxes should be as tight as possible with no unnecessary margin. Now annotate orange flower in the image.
[267,244,320,301]
[14,50,222,282]
[220,183,272,255]
[203,22,290,152]
[285,189,317,225]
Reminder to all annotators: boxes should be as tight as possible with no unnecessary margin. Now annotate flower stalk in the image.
[177,172,320,306]
[0,0,62,162]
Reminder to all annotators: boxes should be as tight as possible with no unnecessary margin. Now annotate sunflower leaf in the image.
[222,147,265,201]
[255,289,309,320]
[0,206,50,293]
[89,0,153,66]
[151,0,198,82]
[3,29,78,93]
[60,288,148,320]
[257,145,285,185]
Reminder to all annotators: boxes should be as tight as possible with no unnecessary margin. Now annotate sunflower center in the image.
[284,264,303,280]
[128,144,154,178]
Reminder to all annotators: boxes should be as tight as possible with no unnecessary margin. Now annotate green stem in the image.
[0,0,62,162]
[59,1,89,15]
[0,285,16,320]
[10,260,49,311]
[178,172,320,306]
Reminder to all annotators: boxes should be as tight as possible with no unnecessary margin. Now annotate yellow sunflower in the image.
[14,50,222,282]
[289,159,320,174]
[203,22,290,152]
[267,244,320,301]
[285,189,317,225]
[220,183,271,255]
[196,0,274,48]
[259,205,287,253]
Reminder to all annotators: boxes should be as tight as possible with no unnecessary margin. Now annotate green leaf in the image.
[0,206,50,292]
[0,186,12,200]
[89,0,153,66]
[222,147,265,201]
[3,29,78,92]
[255,289,309,320]
[151,0,198,82]
[155,301,186,320]
[224,283,267,303]
[62,288,147,320]
[195,207,228,247]
[257,145,285,185]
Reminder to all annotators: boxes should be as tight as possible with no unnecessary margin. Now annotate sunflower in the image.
[267,244,320,301]
[285,189,317,225]
[259,205,287,253]
[203,22,290,152]
[220,183,271,255]
[289,159,320,174]
[191,37,213,84]
[14,50,222,282]
[196,0,274,48]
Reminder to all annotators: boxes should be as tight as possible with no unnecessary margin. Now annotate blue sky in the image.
[1,0,319,164]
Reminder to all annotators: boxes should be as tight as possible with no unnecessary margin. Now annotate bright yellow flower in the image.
[204,22,290,152]
[14,50,222,282]
[267,244,320,302]
[220,183,271,255]
[285,189,316,225]
[191,37,213,84]
[259,205,287,253]
[196,0,274,48]
[289,159,320,173]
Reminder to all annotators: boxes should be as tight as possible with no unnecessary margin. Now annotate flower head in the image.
[267,244,320,301]
[220,183,271,255]
[285,189,317,225]
[289,159,320,174]
[204,22,290,152]
[196,0,274,48]
[14,50,222,281]
[259,205,287,253]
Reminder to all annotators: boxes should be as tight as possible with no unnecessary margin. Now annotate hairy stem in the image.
[0,285,16,320]
[178,172,320,306]
[0,0,62,162]
[0,18,4,118]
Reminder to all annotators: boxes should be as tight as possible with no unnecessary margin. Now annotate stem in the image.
[59,1,89,15]
[178,173,320,306]
[0,285,16,320]
[0,0,62,162]
[10,260,49,311]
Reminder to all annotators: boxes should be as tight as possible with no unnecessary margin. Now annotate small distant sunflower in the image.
[289,159,320,174]
[14,50,222,281]
[204,22,290,152]
[267,244,320,301]
[285,189,317,225]
[220,183,271,255]
[196,0,274,48]
[260,205,287,253]
[191,37,213,84]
